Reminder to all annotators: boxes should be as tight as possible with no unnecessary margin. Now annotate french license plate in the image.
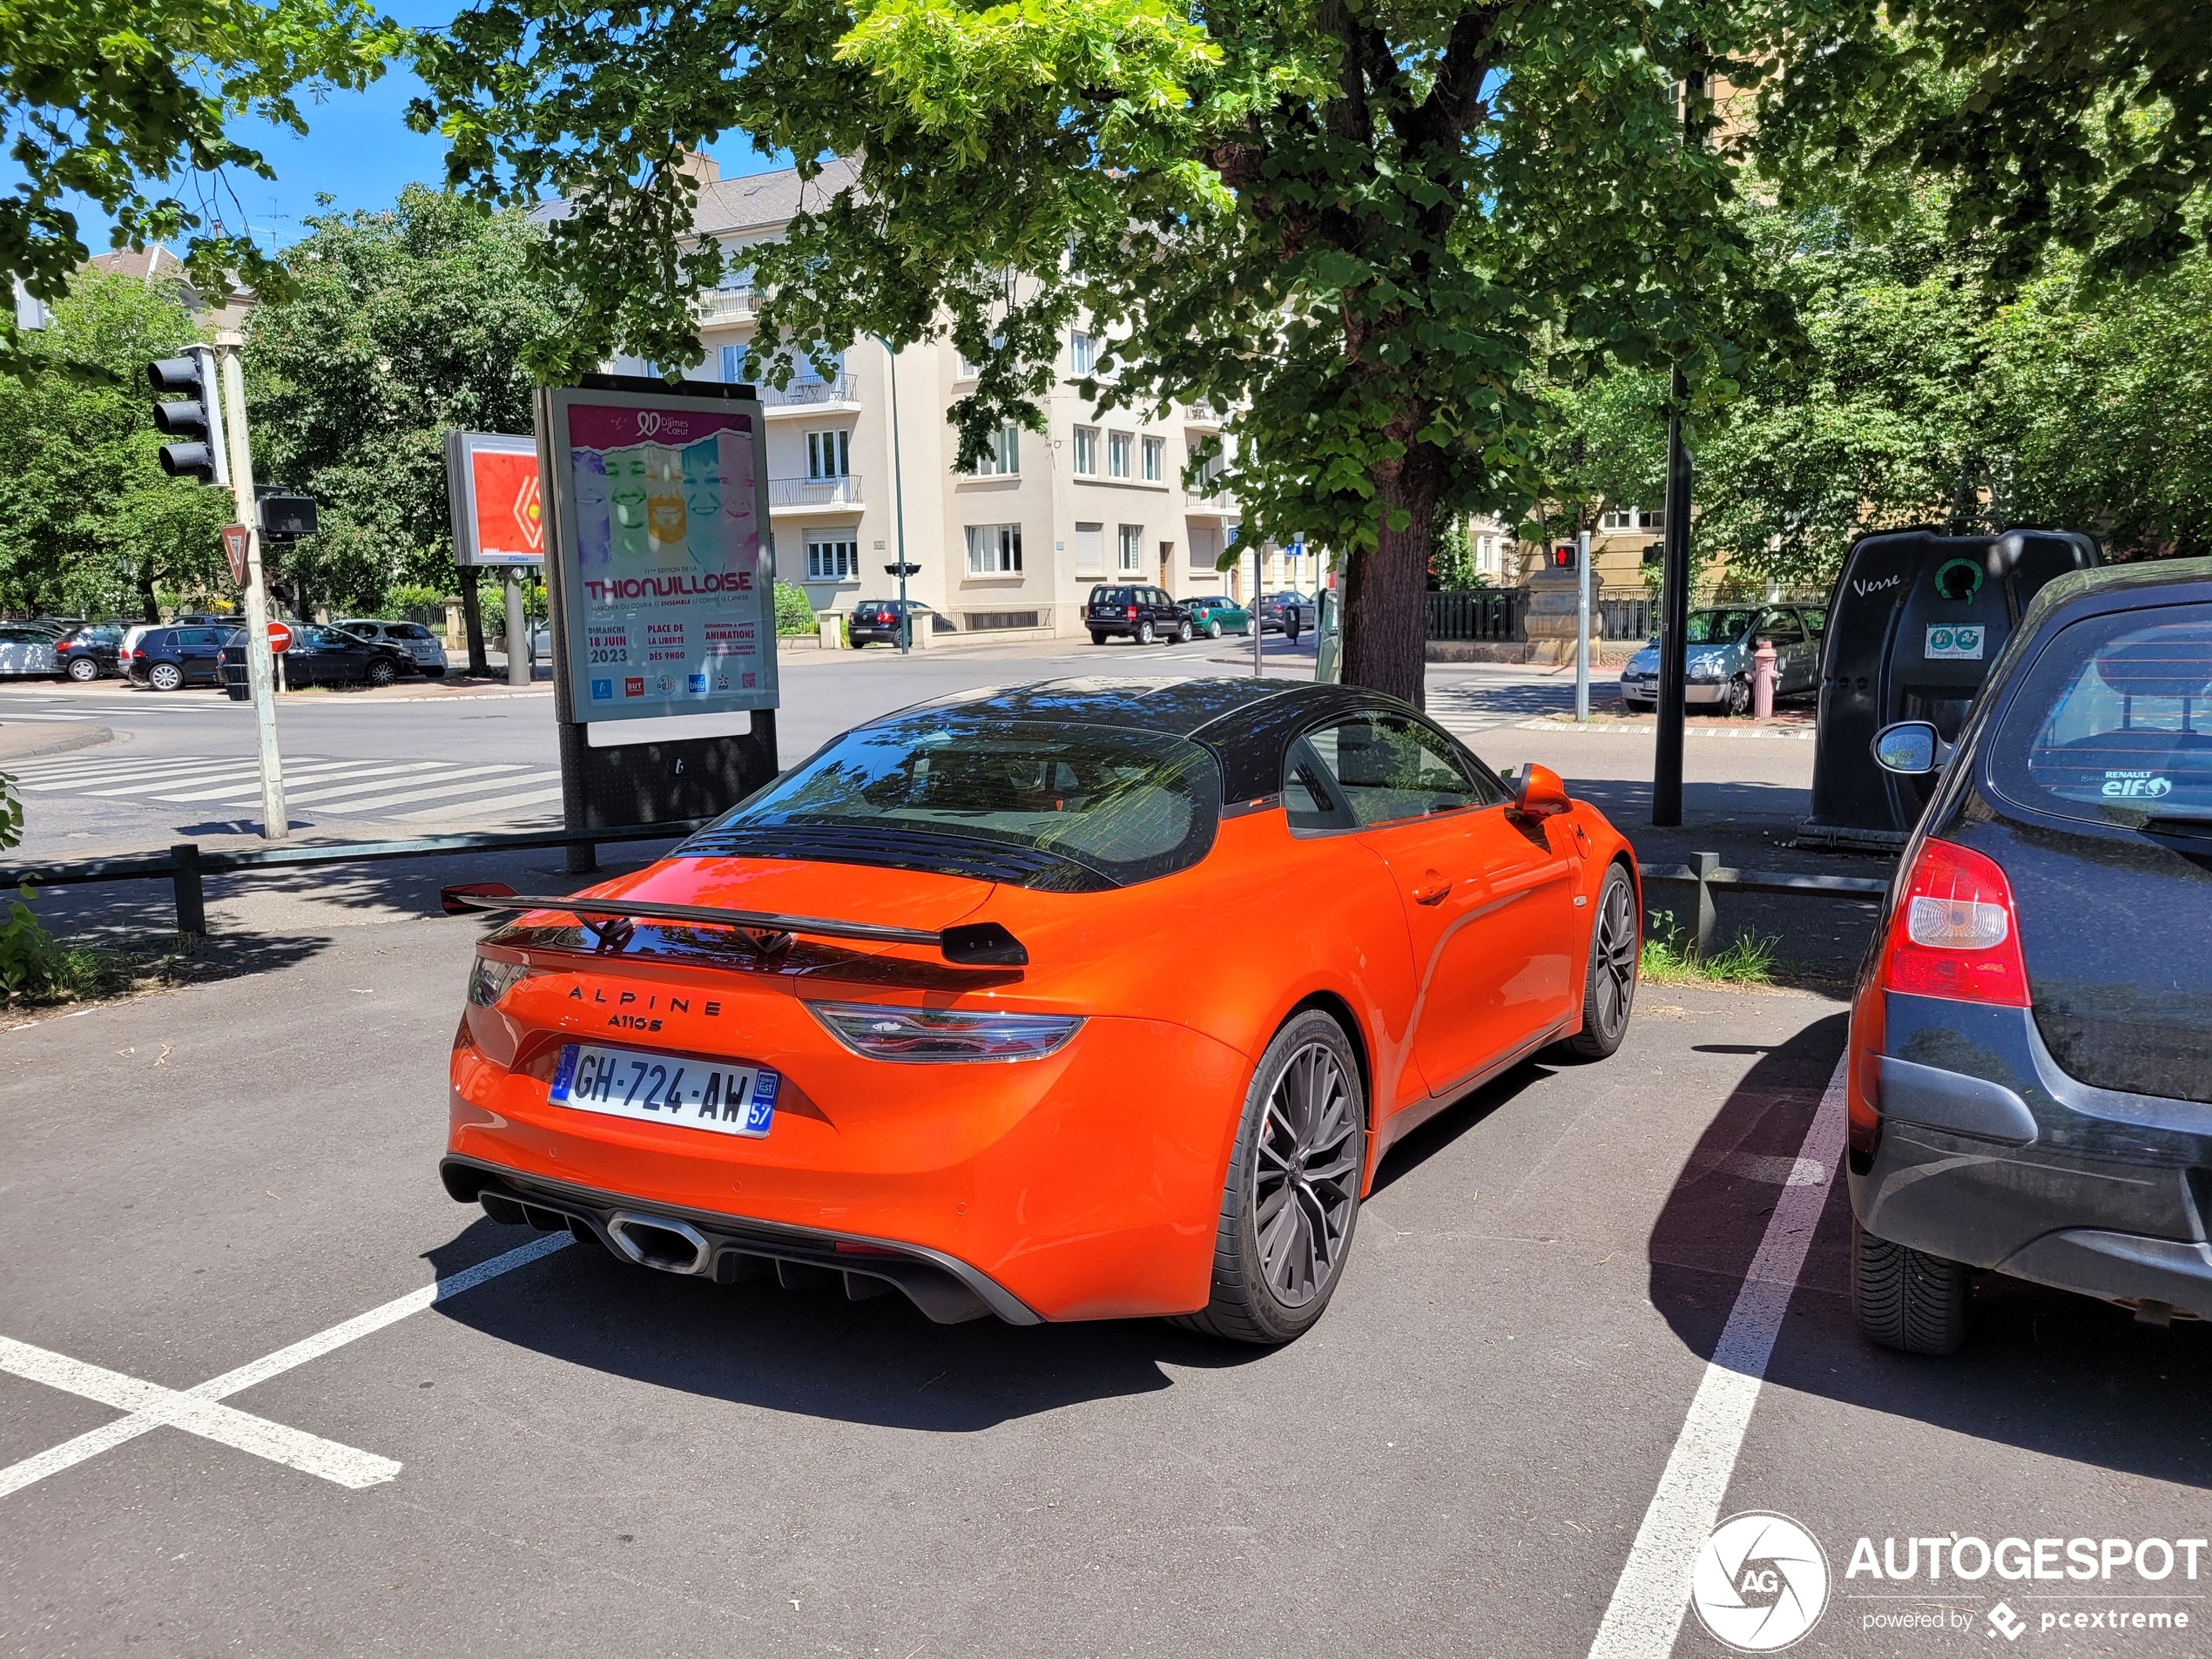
[550,1043,779,1138]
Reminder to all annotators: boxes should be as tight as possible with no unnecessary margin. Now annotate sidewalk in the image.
[0,720,111,762]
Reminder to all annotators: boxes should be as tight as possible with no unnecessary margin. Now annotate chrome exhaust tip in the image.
[605,1212,711,1276]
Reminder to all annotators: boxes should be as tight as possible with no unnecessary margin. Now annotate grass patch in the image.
[0,885,205,1013]
[1639,914,1783,985]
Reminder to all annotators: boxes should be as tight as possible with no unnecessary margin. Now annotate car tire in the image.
[1558,861,1637,1061]
[1176,620,1194,644]
[147,662,184,692]
[1206,619,1223,639]
[365,658,398,688]
[1089,631,1108,645]
[1852,1220,1967,1356]
[1136,620,1155,644]
[1175,1008,1366,1345]
[1725,674,1751,718]
[65,657,99,683]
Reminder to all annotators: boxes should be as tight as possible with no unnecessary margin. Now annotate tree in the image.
[0,0,399,368]
[1757,3,2212,287]
[0,273,230,617]
[1519,361,1670,556]
[246,187,577,615]
[412,0,1805,705]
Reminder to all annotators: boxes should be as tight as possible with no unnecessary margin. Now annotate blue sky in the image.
[56,7,788,258]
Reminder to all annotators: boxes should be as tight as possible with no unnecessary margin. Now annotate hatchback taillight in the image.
[1877,838,2029,1007]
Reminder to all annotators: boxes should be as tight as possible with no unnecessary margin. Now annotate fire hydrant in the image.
[1751,637,1777,720]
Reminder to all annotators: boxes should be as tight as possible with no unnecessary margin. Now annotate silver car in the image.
[0,624,60,678]
[335,619,449,677]
[1619,604,1825,715]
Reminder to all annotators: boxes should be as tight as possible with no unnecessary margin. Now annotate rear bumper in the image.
[1085,620,1137,637]
[1851,992,2212,1318]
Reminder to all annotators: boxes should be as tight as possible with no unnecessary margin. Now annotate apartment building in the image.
[612,156,1312,639]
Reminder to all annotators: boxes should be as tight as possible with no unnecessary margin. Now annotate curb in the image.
[0,723,114,763]
[1512,718,1817,741]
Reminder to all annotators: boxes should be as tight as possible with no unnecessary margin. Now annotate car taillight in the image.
[808,1000,1083,1062]
[1877,837,2028,1008]
[131,648,145,660]
[1125,606,1137,619]
[467,954,531,1007]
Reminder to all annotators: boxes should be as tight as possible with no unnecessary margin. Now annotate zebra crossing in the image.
[1423,674,1573,744]
[5,750,564,826]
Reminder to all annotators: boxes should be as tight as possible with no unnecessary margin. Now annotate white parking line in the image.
[1585,1054,1848,1659]
[0,1231,571,1500]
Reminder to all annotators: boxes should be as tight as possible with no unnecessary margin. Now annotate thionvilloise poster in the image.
[540,384,777,722]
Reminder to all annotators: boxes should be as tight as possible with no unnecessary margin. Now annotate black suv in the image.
[1087,585,1193,645]
[219,624,417,692]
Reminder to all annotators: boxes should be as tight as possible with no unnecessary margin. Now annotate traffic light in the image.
[147,350,229,484]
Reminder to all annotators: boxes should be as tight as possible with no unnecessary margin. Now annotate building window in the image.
[1072,426,1099,476]
[1117,523,1143,573]
[956,333,1004,381]
[1108,431,1133,479]
[806,429,850,480]
[970,424,1020,477]
[1141,435,1164,482]
[1189,526,1218,572]
[806,535,859,581]
[720,345,745,383]
[1070,331,1095,374]
[1074,522,1103,577]
[967,523,1023,574]
[1601,506,1645,531]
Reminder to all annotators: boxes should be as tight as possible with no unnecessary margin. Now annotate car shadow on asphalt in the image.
[1364,1058,1554,1198]
[423,1216,1271,1432]
[1648,1012,2212,1489]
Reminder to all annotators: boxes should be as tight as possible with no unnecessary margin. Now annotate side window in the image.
[1756,608,1804,644]
[1297,714,1483,827]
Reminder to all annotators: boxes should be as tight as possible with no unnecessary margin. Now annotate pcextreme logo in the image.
[1692,1512,1831,1652]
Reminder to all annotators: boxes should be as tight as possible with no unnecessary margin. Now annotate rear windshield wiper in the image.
[440,883,1028,966]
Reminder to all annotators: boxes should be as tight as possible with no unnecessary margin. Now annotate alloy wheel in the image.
[149,664,183,691]
[1590,876,1637,1039]
[1251,1039,1361,1308]
[67,658,98,682]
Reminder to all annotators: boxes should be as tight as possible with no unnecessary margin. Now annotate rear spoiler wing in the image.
[439,882,1028,967]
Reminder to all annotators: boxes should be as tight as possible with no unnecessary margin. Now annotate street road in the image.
[3,908,2207,1657]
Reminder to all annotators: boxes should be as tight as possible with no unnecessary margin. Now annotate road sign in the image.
[266,620,293,653]
[221,524,248,587]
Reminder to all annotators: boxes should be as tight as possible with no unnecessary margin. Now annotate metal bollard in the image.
[1751,637,1777,720]
[170,842,206,937]
[1687,850,1718,954]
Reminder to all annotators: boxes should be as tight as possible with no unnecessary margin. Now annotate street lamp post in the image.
[873,334,913,653]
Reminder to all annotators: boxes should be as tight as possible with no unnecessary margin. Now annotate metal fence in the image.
[1426,590,1521,641]
[1642,853,1889,954]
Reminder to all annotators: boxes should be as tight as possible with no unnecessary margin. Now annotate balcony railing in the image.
[698,287,755,325]
[1185,481,1235,509]
[767,474,864,510]
[759,373,854,409]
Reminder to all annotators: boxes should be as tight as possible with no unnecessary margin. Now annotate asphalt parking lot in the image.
[6,894,2209,1658]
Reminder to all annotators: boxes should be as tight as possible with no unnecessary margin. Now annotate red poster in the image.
[470,449,544,562]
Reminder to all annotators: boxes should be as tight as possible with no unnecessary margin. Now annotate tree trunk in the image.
[138,570,160,624]
[1339,450,1441,708]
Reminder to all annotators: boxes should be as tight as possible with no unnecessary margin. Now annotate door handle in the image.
[1411,878,1453,906]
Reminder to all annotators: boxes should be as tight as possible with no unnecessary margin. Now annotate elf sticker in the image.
[1925,624,1985,660]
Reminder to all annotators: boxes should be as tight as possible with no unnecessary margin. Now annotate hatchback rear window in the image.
[701,716,1221,889]
[1992,604,2212,824]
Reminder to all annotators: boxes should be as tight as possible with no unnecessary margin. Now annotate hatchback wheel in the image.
[147,662,184,692]
[1725,674,1751,717]
[1560,862,1637,1060]
[365,658,397,688]
[1136,620,1155,645]
[1206,619,1223,639]
[1852,1220,1967,1355]
[66,656,99,683]
[1177,1009,1366,1345]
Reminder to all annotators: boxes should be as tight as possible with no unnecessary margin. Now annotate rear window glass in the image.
[397,624,432,639]
[708,716,1221,889]
[1993,604,2212,823]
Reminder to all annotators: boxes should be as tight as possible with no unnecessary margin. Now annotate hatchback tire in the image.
[1206,619,1223,639]
[1177,619,1194,644]
[66,656,99,683]
[147,662,184,692]
[365,658,398,688]
[1852,1220,1967,1355]
[1176,1009,1366,1345]
[1559,861,1637,1060]
[1725,674,1751,718]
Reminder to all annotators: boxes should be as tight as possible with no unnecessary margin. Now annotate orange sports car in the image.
[441,679,1640,1342]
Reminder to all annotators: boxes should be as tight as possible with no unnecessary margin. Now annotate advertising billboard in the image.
[538,382,777,722]
[444,430,545,567]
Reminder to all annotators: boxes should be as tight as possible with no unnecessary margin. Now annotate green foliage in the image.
[0,0,401,368]
[0,769,20,851]
[1521,363,1672,550]
[1757,4,2212,289]
[246,187,576,616]
[1431,517,1477,593]
[772,580,817,636]
[0,273,232,617]
[1640,916,1780,985]
[408,0,1809,702]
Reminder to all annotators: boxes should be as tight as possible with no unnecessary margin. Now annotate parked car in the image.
[127,624,238,690]
[1183,596,1251,639]
[1849,556,2212,1353]
[438,679,1640,1342]
[336,618,449,676]
[53,623,123,682]
[27,616,85,638]
[847,599,942,647]
[1258,591,1318,636]
[219,624,417,691]
[1087,584,1193,644]
[1619,605,1825,716]
[0,624,61,678]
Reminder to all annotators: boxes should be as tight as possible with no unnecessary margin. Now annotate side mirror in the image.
[1871,721,1945,776]
[1512,762,1571,820]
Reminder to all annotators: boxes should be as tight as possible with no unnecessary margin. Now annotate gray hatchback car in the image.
[1620,604,1826,715]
